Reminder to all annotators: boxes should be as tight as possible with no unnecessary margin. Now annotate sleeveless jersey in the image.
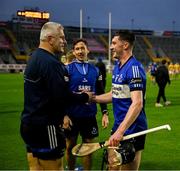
[66,61,100,117]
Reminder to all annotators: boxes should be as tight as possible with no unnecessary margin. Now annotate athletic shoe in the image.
[75,166,83,171]
[155,103,163,107]
[165,101,171,106]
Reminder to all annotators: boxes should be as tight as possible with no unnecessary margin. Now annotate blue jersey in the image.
[150,63,157,76]
[66,60,106,117]
[112,56,147,135]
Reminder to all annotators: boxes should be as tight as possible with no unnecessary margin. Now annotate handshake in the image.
[85,92,96,103]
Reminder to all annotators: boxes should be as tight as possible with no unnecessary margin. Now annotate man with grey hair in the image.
[20,22,93,170]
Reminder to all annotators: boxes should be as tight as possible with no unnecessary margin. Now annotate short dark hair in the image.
[73,38,88,49]
[115,30,135,47]
[162,59,167,65]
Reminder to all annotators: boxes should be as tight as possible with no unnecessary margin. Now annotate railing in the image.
[0,64,26,70]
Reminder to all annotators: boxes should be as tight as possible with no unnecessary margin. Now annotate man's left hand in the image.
[102,112,109,128]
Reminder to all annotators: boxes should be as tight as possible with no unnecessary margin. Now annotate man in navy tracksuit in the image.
[64,39,109,170]
[155,59,171,107]
[20,22,93,170]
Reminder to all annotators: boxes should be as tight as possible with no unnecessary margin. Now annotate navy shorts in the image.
[20,123,66,160]
[65,116,99,140]
[121,135,146,151]
[111,130,146,151]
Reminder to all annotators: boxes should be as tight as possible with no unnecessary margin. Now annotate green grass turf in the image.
[0,73,180,170]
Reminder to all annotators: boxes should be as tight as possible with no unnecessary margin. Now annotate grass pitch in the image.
[0,73,180,170]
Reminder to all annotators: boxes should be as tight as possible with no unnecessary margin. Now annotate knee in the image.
[66,141,76,153]
[66,145,74,154]
[27,153,43,170]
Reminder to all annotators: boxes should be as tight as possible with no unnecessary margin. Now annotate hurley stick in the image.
[72,124,171,156]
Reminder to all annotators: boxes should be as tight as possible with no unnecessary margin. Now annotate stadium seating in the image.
[147,35,180,62]
[0,33,11,49]
[0,29,17,64]
[133,36,151,65]
[0,21,180,66]
[65,29,107,60]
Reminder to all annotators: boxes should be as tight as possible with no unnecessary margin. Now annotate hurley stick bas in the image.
[72,124,171,156]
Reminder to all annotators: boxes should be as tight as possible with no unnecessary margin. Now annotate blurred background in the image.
[0,1,180,170]
[0,0,180,70]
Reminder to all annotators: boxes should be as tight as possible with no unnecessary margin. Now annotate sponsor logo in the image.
[78,85,91,91]
[91,127,98,135]
[64,76,69,82]
[113,74,123,83]
[130,78,142,84]
[98,75,103,81]
[82,78,88,82]
[112,83,131,99]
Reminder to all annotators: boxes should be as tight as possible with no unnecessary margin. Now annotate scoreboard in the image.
[17,10,50,19]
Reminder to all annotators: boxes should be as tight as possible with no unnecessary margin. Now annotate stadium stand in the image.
[0,11,180,71]
[0,56,3,64]
[0,28,17,64]
[133,36,150,65]
[0,33,11,49]
[147,35,180,62]
[65,27,107,59]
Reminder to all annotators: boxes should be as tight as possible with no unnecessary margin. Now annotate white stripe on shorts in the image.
[52,125,58,147]
[47,125,58,149]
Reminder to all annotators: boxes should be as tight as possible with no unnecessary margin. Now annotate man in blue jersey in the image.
[20,22,93,170]
[95,30,147,170]
[64,39,109,170]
